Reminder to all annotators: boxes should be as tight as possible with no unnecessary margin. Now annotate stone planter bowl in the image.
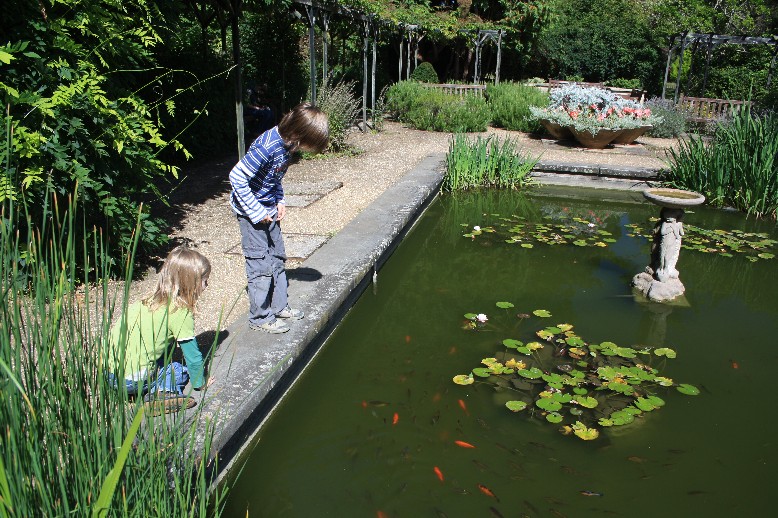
[538,118,574,140]
[569,127,623,149]
[612,125,652,144]
[643,188,706,209]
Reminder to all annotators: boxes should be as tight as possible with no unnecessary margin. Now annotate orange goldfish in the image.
[392,412,399,425]
[455,440,476,449]
[433,466,444,482]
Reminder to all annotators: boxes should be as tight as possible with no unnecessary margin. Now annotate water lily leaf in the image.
[464,313,478,320]
[453,374,474,385]
[505,400,528,412]
[569,407,583,416]
[544,326,562,335]
[654,347,677,358]
[573,396,598,408]
[654,376,674,386]
[572,421,599,440]
[519,367,543,379]
[546,412,564,424]
[635,397,659,412]
[516,346,532,355]
[573,387,588,395]
[556,323,574,332]
[552,392,573,403]
[503,339,524,349]
[521,243,534,248]
[615,346,637,358]
[565,336,586,347]
[472,368,492,378]
[758,253,775,259]
[526,342,544,351]
[536,330,555,340]
[647,395,665,407]
[496,301,515,309]
[536,398,563,411]
[599,418,614,427]
[676,384,700,396]
[505,358,526,370]
[573,240,588,247]
[533,309,552,318]
[542,373,564,384]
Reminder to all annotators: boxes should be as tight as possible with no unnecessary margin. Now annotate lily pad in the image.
[496,301,515,309]
[518,367,543,379]
[472,368,492,378]
[676,384,700,396]
[654,347,677,359]
[505,400,528,412]
[573,396,598,409]
[453,374,474,385]
[502,338,524,349]
[533,309,552,318]
[546,412,564,424]
[464,313,478,320]
[536,398,563,412]
[572,421,599,441]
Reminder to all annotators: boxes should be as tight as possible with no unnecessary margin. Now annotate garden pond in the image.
[222,186,777,517]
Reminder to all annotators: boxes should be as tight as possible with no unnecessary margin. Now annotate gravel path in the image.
[123,122,673,341]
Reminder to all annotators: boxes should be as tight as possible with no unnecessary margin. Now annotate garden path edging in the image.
[196,153,446,484]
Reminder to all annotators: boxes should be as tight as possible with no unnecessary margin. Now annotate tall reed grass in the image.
[665,107,778,218]
[0,190,224,516]
[443,134,539,191]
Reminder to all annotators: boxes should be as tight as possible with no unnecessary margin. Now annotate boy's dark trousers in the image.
[237,216,288,325]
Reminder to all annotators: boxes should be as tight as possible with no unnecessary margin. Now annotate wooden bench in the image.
[547,79,604,92]
[677,95,752,123]
[420,83,487,97]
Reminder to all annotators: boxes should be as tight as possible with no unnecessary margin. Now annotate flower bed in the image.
[530,84,663,147]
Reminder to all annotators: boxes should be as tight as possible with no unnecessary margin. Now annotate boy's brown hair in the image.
[278,102,330,154]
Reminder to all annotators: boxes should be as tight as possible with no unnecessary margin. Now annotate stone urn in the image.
[632,188,706,302]
[612,125,652,145]
[569,127,624,149]
[538,118,574,140]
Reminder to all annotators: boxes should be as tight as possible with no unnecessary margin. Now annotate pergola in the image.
[661,32,778,102]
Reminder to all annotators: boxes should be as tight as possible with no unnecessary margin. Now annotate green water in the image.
[223,188,777,517]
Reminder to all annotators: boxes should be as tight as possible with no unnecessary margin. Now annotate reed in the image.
[443,134,539,192]
[665,107,778,218]
[0,189,224,516]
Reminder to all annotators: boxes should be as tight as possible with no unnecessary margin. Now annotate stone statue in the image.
[656,210,684,282]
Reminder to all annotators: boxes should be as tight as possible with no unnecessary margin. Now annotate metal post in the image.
[662,35,675,100]
[495,30,502,85]
[398,34,403,81]
[322,12,329,85]
[674,32,688,104]
[231,10,244,158]
[371,22,377,126]
[306,6,317,104]
[701,34,713,96]
[362,21,368,132]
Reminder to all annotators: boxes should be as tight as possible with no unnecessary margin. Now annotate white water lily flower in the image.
[476,313,488,323]
[588,222,596,228]
[473,225,481,231]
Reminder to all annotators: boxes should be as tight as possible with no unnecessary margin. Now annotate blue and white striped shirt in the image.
[229,127,290,224]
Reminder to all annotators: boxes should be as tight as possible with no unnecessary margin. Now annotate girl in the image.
[229,102,329,333]
[108,246,213,414]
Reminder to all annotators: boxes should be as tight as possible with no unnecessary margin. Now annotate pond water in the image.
[222,187,777,517]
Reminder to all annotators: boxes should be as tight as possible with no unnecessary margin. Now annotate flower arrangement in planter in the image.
[530,84,663,148]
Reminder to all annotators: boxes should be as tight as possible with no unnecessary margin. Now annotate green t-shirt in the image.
[108,301,201,384]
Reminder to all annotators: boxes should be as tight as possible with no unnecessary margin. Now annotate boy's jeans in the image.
[237,215,288,326]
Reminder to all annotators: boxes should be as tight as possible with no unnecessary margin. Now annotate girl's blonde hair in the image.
[145,246,211,312]
[278,102,330,154]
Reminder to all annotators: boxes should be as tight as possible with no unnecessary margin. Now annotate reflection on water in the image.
[223,187,778,517]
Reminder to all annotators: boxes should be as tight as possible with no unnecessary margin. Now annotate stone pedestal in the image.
[632,188,705,303]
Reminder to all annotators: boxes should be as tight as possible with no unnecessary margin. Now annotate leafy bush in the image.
[664,108,778,218]
[409,62,440,83]
[645,97,687,138]
[607,78,642,89]
[386,81,491,132]
[487,82,549,133]
[314,79,361,152]
[444,134,538,191]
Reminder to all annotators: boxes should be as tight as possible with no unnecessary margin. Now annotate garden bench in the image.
[547,79,604,91]
[421,83,487,97]
[677,95,752,123]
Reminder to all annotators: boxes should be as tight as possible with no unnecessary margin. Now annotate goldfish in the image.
[392,412,399,425]
[433,466,444,482]
[376,511,388,518]
[455,440,476,449]
[405,335,411,343]
[731,360,739,369]
[477,484,498,501]
[458,399,468,413]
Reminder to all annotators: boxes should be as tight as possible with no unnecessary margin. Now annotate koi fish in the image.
[405,335,411,343]
[376,511,388,518]
[455,440,476,449]
[458,399,468,414]
[433,466,444,482]
[731,360,739,369]
[361,401,367,408]
[579,490,604,497]
[477,484,499,501]
[392,412,399,425]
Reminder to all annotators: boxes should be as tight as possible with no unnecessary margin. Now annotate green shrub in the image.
[645,97,687,138]
[386,81,491,132]
[487,82,549,133]
[314,79,361,152]
[443,134,538,191]
[664,108,778,218]
[409,62,439,83]
[607,78,642,89]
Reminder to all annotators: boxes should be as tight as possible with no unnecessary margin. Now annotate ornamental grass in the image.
[443,134,538,191]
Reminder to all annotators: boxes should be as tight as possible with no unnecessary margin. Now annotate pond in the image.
[222,187,777,517]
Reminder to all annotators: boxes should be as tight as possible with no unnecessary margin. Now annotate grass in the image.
[443,134,539,192]
[664,107,778,219]
[0,190,225,516]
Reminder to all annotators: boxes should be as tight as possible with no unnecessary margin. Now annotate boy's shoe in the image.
[276,305,304,320]
[249,319,290,333]
[143,391,196,416]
